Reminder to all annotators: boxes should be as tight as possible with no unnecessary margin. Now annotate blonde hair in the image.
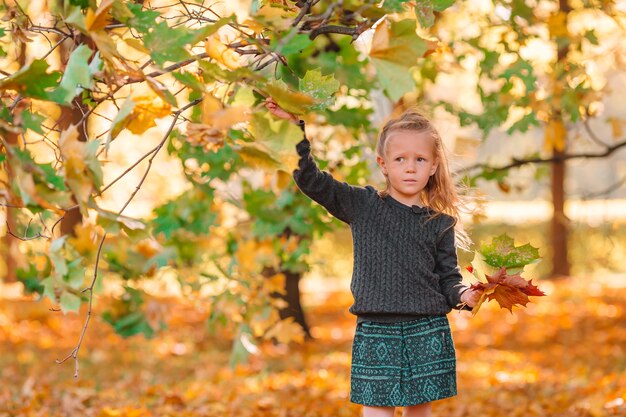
[375,108,474,251]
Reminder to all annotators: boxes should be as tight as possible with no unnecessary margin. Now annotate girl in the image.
[265,98,482,417]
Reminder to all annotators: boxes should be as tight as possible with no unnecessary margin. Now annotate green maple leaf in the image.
[479,234,541,270]
[0,60,60,100]
[299,69,340,110]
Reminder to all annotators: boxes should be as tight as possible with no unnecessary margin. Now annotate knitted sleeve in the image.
[292,120,367,225]
[435,217,473,311]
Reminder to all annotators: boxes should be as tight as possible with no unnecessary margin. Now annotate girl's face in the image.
[376,130,439,205]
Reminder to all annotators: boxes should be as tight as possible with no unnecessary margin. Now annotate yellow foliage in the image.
[205,33,240,69]
[59,125,92,204]
[86,0,114,31]
[265,273,286,296]
[547,11,569,38]
[126,96,171,134]
[544,118,567,153]
[68,223,98,256]
[264,317,304,344]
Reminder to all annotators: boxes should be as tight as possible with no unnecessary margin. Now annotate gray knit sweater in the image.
[292,121,471,324]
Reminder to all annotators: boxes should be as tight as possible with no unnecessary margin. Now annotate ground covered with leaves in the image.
[1,275,625,417]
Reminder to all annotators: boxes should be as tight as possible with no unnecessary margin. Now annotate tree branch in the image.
[455,138,626,176]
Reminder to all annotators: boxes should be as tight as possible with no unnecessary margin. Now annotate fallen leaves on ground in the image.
[1,275,625,416]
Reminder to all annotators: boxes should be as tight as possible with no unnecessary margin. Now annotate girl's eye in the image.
[396,157,426,162]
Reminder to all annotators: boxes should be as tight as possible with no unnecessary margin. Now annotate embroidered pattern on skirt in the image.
[350,315,457,407]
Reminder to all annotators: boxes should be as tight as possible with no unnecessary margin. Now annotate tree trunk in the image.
[550,0,572,278]
[58,37,91,238]
[277,270,313,340]
[550,149,570,277]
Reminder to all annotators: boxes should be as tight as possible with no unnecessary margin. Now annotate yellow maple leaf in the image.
[205,33,240,70]
[86,0,114,31]
[126,96,171,134]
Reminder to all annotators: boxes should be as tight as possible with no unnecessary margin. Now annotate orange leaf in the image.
[488,284,530,312]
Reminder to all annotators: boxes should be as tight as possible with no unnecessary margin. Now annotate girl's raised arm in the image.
[264,98,368,225]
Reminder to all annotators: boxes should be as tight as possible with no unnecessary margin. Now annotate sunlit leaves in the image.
[299,69,340,110]
[108,95,171,142]
[249,112,303,172]
[369,19,435,101]
[51,45,103,105]
[0,60,60,100]
[152,189,217,240]
[262,80,318,115]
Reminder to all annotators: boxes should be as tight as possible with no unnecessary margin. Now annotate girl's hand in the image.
[460,288,482,308]
[264,97,299,123]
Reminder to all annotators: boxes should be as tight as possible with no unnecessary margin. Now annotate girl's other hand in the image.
[460,288,482,308]
[264,97,299,123]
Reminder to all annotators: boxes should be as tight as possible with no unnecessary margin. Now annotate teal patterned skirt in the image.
[350,315,457,407]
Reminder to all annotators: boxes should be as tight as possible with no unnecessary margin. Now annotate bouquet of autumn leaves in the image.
[462,234,546,315]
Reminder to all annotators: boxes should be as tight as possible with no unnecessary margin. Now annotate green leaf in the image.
[299,69,340,110]
[584,30,599,45]
[250,112,303,171]
[125,3,161,34]
[369,19,430,100]
[272,31,313,56]
[479,234,541,269]
[108,97,136,144]
[381,0,413,12]
[65,259,85,289]
[41,277,57,301]
[0,60,61,101]
[371,59,416,102]
[21,111,46,134]
[50,45,101,105]
[415,1,435,28]
[506,112,540,134]
[191,15,236,41]
[432,0,456,11]
[172,71,207,93]
[39,163,68,191]
[370,19,430,66]
[469,250,498,283]
[144,22,193,66]
[501,59,536,92]
[69,0,89,8]
[60,291,81,314]
[263,80,318,115]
